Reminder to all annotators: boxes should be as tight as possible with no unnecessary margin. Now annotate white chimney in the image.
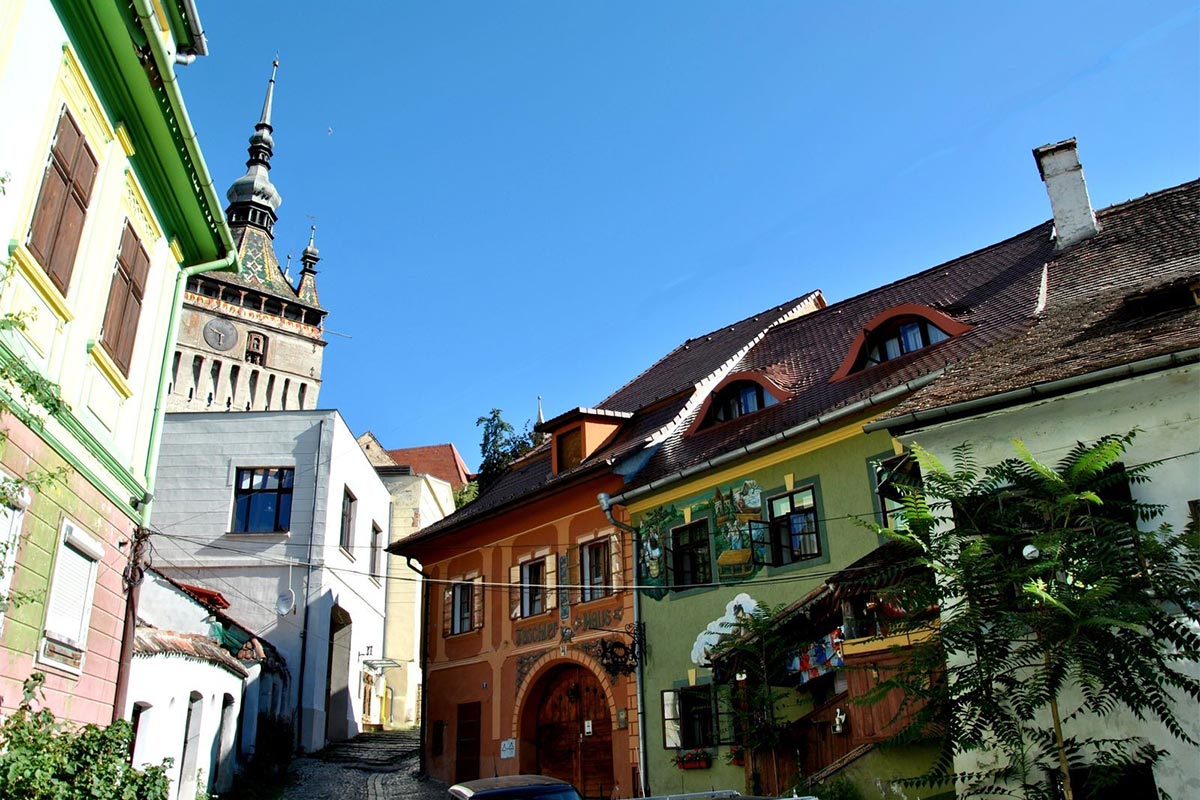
[1033,138,1099,249]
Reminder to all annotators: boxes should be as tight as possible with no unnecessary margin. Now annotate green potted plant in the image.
[671,749,713,770]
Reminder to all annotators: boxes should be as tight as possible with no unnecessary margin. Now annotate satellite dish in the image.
[275,588,295,616]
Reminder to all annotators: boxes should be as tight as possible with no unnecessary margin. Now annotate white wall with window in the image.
[39,519,103,673]
[150,409,390,753]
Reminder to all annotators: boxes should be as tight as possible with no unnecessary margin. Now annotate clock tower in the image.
[167,62,328,413]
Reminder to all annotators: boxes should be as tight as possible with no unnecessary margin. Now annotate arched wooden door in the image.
[532,664,614,798]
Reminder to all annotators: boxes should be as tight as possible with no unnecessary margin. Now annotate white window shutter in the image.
[609,533,623,592]
[44,535,95,647]
[544,554,558,611]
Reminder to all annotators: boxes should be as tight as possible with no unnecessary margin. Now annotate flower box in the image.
[672,750,713,770]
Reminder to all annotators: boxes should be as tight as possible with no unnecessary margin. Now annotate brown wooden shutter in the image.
[28,110,96,295]
[442,585,452,637]
[102,222,149,375]
[471,576,484,630]
[609,533,623,593]
[544,554,557,611]
[509,564,522,620]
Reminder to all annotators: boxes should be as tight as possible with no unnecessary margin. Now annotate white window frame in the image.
[39,518,104,673]
[0,484,32,634]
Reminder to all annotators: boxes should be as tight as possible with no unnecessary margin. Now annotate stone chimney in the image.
[1033,138,1099,249]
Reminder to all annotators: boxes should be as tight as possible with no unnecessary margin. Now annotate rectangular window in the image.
[27,107,98,295]
[662,685,718,749]
[101,221,150,375]
[671,520,711,589]
[232,468,294,533]
[40,519,104,671]
[581,538,611,602]
[556,428,583,472]
[874,454,921,532]
[340,488,356,554]
[0,488,29,633]
[521,559,545,617]
[766,487,820,565]
[369,522,383,581]
[510,555,558,619]
[444,576,484,636]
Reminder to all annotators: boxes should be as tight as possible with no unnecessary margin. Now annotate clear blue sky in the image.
[179,1,1199,472]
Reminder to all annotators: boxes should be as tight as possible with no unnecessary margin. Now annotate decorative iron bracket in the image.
[592,622,644,677]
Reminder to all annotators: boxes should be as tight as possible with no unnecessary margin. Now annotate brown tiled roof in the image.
[882,181,1200,421]
[400,294,826,544]
[622,220,1054,488]
[134,628,250,678]
[386,443,472,489]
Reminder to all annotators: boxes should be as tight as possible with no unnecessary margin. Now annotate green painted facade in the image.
[633,421,910,795]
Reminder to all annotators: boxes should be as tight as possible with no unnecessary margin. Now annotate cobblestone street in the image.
[279,731,447,800]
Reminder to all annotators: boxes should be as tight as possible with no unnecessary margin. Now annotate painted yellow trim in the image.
[123,170,163,244]
[627,420,869,513]
[168,238,184,263]
[8,243,75,323]
[87,341,134,399]
[841,623,938,657]
[115,123,135,157]
[59,45,115,147]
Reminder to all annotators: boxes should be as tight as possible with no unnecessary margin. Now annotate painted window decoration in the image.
[510,555,557,619]
[669,520,711,590]
[100,220,150,375]
[444,576,484,636]
[27,107,98,295]
[703,380,778,427]
[232,467,294,533]
[662,684,736,749]
[758,487,820,566]
[786,630,845,685]
[40,519,104,672]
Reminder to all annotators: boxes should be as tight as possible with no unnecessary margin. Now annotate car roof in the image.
[448,775,578,798]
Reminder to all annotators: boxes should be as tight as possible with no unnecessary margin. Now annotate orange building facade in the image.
[401,468,641,797]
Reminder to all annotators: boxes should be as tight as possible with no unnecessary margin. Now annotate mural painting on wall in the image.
[638,479,766,601]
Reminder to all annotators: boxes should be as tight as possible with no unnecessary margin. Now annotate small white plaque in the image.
[584,720,593,736]
[500,738,516,759]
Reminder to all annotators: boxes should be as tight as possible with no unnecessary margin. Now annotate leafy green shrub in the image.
[0,674,171,799]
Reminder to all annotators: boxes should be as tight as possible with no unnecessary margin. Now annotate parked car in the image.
[448,775,583,800]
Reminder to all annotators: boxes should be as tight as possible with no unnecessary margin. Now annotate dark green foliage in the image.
[708,602,793,793]
[0,674,171,799]
[869,431,1200,799]
[473,408,535,493]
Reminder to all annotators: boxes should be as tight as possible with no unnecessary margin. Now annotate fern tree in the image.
[870,431,1200,800]
[709,603,794,794]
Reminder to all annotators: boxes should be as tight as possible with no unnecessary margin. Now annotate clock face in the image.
[202,318,239,352]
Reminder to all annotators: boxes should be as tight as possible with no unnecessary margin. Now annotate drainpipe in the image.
[406,556,432,777]
[598,492,649,797]
[112,0,238,725]
[296,418,325,752]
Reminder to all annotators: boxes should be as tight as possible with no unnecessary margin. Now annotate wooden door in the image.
[535,666,614,799]
[455,701,481,783]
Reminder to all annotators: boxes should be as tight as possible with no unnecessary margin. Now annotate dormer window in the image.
[707,380,778,425]
[863,316,950,366]
[831,303,973,382]
[556,428,582,472]
[687,373,790,434]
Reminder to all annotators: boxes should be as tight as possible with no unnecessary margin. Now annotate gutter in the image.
[863,349,1200,435]
[597,493,650,797]
[132,0,238,528]
[608,370,944,508]
[405,556,432,777]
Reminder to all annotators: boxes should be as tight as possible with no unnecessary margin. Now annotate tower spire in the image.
[225,60,283,235]
[297,225,321,305]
